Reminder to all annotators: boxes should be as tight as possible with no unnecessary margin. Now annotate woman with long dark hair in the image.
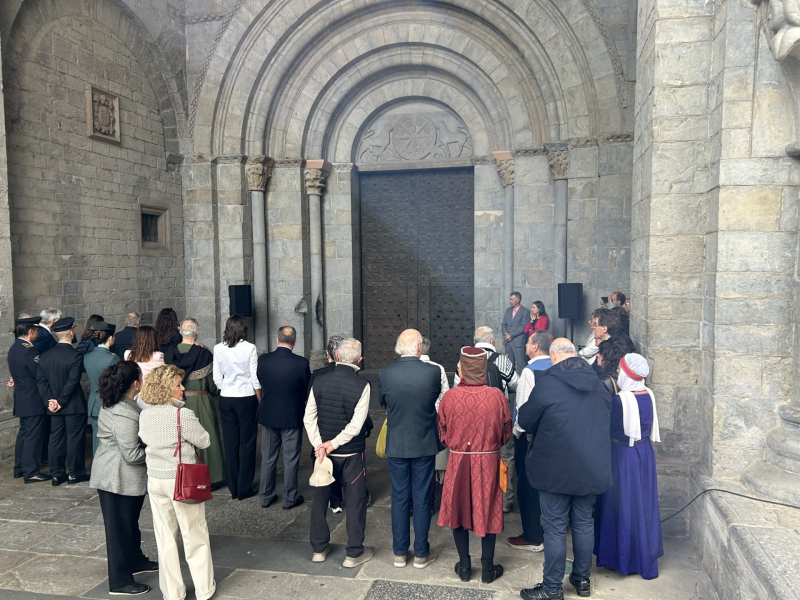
[524,301,550,336]
[77,314,104,354]
[125,325,165,384]
[154,308,182,354]
[212,315,262,500]
[90,361,157,596]
[595,336,630,396]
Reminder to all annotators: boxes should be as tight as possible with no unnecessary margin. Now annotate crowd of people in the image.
[7,289,661,600]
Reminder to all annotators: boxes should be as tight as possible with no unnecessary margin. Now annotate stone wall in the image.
[0,37,14,416]
[4,14,184,327]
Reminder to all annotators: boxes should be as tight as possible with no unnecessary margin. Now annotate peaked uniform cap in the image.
[51,317,75,332]
[89,320,116,332]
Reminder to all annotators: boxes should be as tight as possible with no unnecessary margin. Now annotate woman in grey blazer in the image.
[89,361,157,596]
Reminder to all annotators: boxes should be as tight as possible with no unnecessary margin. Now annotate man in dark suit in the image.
[378,329,442,569]
[36,317,89,486]
[33,308,60,354]
[502,291,529,374]
[111,312,140,360]
[256,326,311,509]
[8,316,50,483]
[518,339,612,600]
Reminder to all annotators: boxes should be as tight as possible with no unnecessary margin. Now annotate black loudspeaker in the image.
[229,285,253,317]
[558,283,583,320]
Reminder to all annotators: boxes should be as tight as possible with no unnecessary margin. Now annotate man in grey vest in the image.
[304,338,373,568]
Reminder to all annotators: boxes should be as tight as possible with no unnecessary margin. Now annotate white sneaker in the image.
[343,547,373,568]
[312,545,331,562]
[329,502,343,514]
[393,552,409,567]
[413,549,438,569]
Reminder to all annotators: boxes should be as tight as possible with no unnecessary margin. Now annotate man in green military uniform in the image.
[164,318,226,488]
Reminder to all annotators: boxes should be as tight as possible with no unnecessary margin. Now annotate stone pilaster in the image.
[305,159,332,368]
[546,143,569,338]
[492,151,515,299]
[246,155,274,352]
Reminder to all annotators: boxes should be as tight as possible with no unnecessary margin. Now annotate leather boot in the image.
[454,557,471,582]
[481,558,504,583]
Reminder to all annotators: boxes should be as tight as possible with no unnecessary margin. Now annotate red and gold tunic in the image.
[436,383,512,536]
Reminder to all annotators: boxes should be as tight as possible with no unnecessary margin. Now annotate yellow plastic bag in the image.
[376,419,388,459]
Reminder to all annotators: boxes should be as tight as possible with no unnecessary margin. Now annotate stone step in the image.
[741,458,800,506]
[765,425,800,475]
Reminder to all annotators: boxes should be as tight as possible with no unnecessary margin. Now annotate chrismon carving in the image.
[85,86,120,144]
[358,109,473,164]
[360,168,475,371]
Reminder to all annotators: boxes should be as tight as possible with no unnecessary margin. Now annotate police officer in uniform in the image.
[8,316,51,483]
[37,317,89,486]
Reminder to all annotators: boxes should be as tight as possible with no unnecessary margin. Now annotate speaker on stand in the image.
[558,282,583,343]
[228,285,254,341]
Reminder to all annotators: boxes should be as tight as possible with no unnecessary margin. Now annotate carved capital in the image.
[245,155,274,192]
[491,151,515,187]
[304,160,332,196]
[548,151,569,180]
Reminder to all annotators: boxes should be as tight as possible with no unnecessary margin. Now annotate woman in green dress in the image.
[164,318,226,488]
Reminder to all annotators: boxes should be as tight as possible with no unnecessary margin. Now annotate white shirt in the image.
[453,342,519,396]
[421,354,450,411]
[580,331,599,364]
[212,340,261,397]
[303,363,370,456]
[513,354,551,437]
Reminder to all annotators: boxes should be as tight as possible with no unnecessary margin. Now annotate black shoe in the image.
[132,560,158,575]
[283,495,304,509]
[24,472,52,484]
[455,557,471,582]
[481,558,504,583]
[13,472,23,479]
[109,582,151,596]
[569,575,591,597]
[520,584,564,600]
[261,496,278,509]
[68,473,90,485]
[52,475,68,486]
[211,483,223,492]
[238,489,256,500]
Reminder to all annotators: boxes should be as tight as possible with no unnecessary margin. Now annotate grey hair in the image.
[474,326,494,344]
[40,307,62,325]
[180,318,199,338]
[125,312,141,327]
[337,338,362,365]
[421,337,431,355]
[17,312,32,319]
[394,331,421,356]
[550,340,577,356]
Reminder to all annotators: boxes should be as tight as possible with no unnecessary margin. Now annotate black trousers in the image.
[49,414,87,479]
[219,395,258,499]
[453,527,497,560]
[310,453,367,558]
[97,490,148,590]
[14,415,45,478]
[515,434,543,544]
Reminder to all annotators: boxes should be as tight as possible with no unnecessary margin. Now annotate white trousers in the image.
[147,477,216,600]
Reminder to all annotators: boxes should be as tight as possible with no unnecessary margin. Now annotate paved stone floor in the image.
[0,408,718,600]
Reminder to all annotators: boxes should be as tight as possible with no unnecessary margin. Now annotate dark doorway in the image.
[360,168,474,372]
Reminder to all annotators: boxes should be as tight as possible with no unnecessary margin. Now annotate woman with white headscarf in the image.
[593,353,663,580]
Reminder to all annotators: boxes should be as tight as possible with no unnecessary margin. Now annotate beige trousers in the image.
[147,477,216,600]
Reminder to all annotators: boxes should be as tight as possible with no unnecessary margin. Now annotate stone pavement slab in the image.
[213,570,372,600]
[364,580,493,599]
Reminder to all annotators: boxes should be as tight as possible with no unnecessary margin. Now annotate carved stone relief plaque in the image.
[85,85,121,144]
[357,102,473,164]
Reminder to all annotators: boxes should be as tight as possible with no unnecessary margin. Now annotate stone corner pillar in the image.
[544,143,569,338]
[304,159,332,369]
[246,155,275,352]
[492,151,515,299]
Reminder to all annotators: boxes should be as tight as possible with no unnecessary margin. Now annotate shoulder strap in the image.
[173,408,182,463]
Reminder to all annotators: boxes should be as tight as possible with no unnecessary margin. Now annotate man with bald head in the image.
[378,329,443,569]
[517,338,612,600]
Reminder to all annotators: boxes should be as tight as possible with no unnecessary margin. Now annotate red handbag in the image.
[173,408,213,504]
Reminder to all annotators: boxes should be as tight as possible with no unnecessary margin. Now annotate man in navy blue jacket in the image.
[518,338,612,600]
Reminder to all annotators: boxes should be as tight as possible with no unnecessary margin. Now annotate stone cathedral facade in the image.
[1,0,800,596]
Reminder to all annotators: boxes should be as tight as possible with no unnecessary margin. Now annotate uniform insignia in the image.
[34,355,40,363]
[22,341,33,348]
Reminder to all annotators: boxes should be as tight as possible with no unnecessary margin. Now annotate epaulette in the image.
[21,341,33,349]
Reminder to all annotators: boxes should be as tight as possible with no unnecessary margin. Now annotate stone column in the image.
[546,144,569,338]
[304,159,332,368]
[246,156,274,352]
[492,151,515,296]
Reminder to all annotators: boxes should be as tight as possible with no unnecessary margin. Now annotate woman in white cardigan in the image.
[139,364,214,600]
[212,315,262,500]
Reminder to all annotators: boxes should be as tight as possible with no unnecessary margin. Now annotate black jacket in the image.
[518,357,612,496]
[313,365,369,455]
[32,328,56,354]
[8,338,46,418]
[309,361,336,390]
[256,347,311,429]
[111,326,137,360]
[37,343,87,415]
[378,356,442,458]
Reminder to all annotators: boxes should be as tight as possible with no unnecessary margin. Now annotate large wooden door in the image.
[360,168,474,371]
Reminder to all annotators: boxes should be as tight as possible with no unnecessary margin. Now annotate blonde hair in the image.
[141,364,184,406]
